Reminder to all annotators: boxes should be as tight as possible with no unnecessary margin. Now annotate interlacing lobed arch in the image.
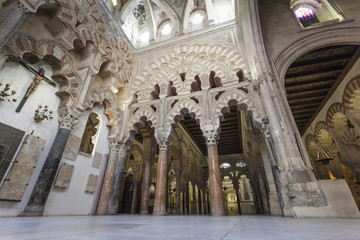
[1,0,134,138]
[130,43,248,101]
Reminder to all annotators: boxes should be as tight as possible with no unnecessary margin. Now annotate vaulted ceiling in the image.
[285,45,360,134]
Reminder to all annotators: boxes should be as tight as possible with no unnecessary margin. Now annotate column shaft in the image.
[140,158,151,214]
[207,144,225,216]
[131,183,138,214]
[175,171,181,214]
[22,128,71,215]
[97,147,118,215]
[107,148,127,215]
[153,149,168,216]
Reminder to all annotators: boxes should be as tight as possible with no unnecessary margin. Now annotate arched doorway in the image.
[121,175,134,213]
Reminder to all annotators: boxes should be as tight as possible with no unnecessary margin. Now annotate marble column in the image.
[140,154,151,214]
[205,130,225,216]
[175,171,181,214]
[153,139,170,216]
[192,183,197,214]
[107,144,129,215]
[97,141,119,215]
[0,1,29,48]
[198,188,202,214]
[131,182,139,214]
[175,147,183,214]
[202,190,206,214]
[231,178,242,215]
[186,186,190,214]
[22,113,79,216]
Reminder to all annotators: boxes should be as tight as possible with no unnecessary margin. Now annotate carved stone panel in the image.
[54,163,74,189]
[63,134,81,161]
[85,174,98,194]
[0,122,25,182]
[91,152,102,169]
[0,134,45,202]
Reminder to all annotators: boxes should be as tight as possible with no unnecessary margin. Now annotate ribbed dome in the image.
[103,0,236,49]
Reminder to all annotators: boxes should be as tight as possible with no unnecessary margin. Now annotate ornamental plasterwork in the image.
[130,43,247,102]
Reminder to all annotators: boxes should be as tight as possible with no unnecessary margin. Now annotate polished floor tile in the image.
[0,215,359,240]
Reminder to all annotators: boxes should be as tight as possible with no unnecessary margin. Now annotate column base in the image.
[140,210,148,215]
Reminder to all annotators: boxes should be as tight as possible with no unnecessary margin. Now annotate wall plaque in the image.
[85,174,98,194]
[91,152,102,169]
[0,134,45,202]
[0,122,25,182]
[54,163,74,189]
[63,134,81,161]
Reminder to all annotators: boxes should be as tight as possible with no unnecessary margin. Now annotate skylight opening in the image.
[192,13,204,24]
[141,31,150,42]
[161,24,172,35]
[111,0,117,6]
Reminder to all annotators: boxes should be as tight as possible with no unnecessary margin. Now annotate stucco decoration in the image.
[166,98,204,131]
[128,105,160,133]
[131,43,247,101]
[212,89,263,131]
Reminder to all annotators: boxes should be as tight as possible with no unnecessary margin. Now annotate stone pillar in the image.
[204,130,225,216]
[198,188,202,214]
[153,138,170,216]
[175,147,183,214]
[186,185,190,214]
[0,1,29,48]
[107,144,129,215]
[258,74,327,216]
[202,190,206,214]
[131,182,139,214]
[22,112,79,216]
[231,178,242,215]
[259,139,282,216]
[192,183,197,214]
[175,171,182,214]
[97,141,119,215]
[140,154,151,214]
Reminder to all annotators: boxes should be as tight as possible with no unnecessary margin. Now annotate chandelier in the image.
[315,145,333,165]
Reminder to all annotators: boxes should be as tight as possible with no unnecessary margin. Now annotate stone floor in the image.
[1,215,360,240]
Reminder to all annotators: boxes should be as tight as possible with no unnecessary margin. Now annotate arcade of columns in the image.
[3,0,360,219]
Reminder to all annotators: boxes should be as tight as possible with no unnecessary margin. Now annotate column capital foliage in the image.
[118,142,131,155]
[203,129,218,146]
[157,137,172,151]
[108,140,119,153]
[58,110,80,131]
[16,2,30,14]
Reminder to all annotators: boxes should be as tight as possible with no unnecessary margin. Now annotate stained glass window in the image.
[295,6,319,28]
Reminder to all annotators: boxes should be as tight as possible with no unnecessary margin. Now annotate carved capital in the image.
[157,137,171,151]
[16,2,30,14]
[59,113,79,131]
[118,143,131,156]
[254,72,273,89]
[108,141,119,153]
[203,129,218,146]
